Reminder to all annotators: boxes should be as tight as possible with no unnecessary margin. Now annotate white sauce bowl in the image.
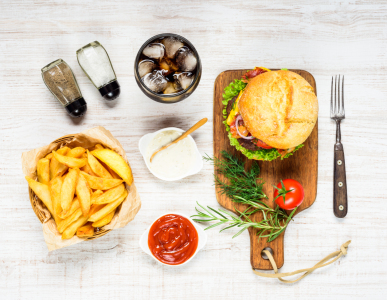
[139,212,207,267]
[139,127,203,181]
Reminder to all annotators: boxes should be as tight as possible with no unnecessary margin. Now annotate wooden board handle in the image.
[333,148,348,218]
[249,230,285,270]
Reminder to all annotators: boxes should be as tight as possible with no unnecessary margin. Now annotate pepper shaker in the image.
[41,59,87,117]
[77,41,120,101]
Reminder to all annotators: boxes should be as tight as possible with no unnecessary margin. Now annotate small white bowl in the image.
[139,212,207,267]
[138,127,203,181]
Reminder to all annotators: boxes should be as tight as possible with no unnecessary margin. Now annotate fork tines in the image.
[330,75,345,119]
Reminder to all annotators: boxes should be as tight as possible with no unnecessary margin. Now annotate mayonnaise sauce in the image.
[146,130,196,179]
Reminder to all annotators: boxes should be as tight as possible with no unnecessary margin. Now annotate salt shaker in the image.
[41,59,87,117]
[76,41,120,101]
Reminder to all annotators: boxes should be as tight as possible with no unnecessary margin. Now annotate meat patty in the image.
[226,95,238,117]
[238,138,259,151]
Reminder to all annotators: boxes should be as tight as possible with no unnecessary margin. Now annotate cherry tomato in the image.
[274,179,304,210]
[256,139,273,149]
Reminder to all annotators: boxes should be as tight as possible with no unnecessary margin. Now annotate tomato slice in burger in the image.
[256,139,273,149]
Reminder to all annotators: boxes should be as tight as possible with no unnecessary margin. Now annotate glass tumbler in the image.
[134,33,201,104]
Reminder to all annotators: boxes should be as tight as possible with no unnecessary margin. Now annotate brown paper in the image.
[21,126,141,251]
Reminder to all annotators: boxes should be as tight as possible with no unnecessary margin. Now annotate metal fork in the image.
[331,75,347,218]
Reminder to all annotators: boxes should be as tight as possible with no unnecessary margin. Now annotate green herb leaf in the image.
[204,151,267,202]
[193,203,297,243]
[197,152,298,243]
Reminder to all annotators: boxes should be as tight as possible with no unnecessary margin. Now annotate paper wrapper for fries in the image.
[21,126,141,251]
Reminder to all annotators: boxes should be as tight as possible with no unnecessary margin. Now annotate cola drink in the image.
[137,35,199,95]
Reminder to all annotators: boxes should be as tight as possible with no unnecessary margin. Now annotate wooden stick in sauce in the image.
[150,118,208,162]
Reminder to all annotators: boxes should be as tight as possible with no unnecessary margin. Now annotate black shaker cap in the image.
[99,80,120,101]
[65,97,87,117]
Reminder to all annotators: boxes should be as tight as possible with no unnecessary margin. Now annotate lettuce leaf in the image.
[222,79,247,107]
[222,78,303,161]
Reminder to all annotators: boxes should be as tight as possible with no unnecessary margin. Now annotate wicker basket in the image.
[29,134,111,240]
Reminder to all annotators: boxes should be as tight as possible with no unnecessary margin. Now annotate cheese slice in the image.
[258,66,271,72]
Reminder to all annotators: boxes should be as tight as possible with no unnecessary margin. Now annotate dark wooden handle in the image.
[333,149,348,218]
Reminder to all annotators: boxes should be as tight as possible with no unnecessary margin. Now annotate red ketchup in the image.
[148,214,198,265]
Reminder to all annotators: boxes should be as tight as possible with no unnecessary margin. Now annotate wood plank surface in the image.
[213,69,318,270]
[1,1,387,299]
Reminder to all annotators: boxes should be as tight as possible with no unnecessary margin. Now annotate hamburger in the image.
[223,67,318,161]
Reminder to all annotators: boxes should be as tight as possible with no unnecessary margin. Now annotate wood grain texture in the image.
[1,0,387,299]
[333,149,348,217]
[213,69,318,270]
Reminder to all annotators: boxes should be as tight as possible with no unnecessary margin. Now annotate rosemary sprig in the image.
[199,151,297,242]
[192,202,297,242]
[203,151,267,202]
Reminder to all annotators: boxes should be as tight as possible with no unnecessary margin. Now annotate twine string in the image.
[252,240,351,283]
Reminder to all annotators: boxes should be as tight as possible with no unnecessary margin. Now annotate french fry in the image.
[61,204,101,239]
[29,144,134,240]
[76,223,94,237]
[57,147,70,155]
[107,166,121,179]
[76,174,91,216]
[94,144,104,150]
[101,161,121,179]
[61,214,88,239]
[50,147,70,180]
[90,190,103,204]
[80,171,123,190]
[51,162,68,180]
[91,149,133,186]
[49,176,63,223]
[81,163,97,176]
[37,158,50,184]
[58,196,80,219]
[93,184,125,205]
[88,189,127,222]
[91,148,120,179]
[53,151,87,169]
[90,204,105,214]
[88,204,106,220]
[87,150,112,179]
[25,176,53,215]
[67,147,86,158]
[61,168,79,213]
[57,208,82,233]
[92,209,116,228]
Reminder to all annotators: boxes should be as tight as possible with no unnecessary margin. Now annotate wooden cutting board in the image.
[213,69,318,270]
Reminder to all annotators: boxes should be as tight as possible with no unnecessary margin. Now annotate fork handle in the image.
[333,147,348,218]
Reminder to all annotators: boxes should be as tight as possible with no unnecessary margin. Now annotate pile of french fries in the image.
[25,144,133,240]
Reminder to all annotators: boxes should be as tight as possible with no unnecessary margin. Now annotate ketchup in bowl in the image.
[148,214,198,265]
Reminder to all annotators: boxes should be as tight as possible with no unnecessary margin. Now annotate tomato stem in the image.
[273,180,294,204]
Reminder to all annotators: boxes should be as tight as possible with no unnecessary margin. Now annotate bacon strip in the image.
[242,67,267,81]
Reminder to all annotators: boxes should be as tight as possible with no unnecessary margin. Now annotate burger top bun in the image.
[238,70,318,149]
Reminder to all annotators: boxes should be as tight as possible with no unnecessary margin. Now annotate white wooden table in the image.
[1,1,387,299]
